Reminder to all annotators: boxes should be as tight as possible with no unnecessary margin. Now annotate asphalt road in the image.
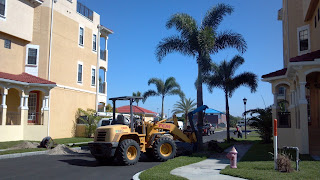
[0,152,160,180]
[0,130,235,180]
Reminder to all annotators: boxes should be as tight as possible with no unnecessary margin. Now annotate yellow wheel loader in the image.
[89,96,207,165]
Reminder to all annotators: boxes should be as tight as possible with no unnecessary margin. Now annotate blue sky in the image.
[84,0,283,117]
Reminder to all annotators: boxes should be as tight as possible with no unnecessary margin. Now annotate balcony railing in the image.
[278,112,291,128]
[77,2,93,21]
[28,112,43,125]
[6,111,21,125]
[99,82,106,94]
[100,50,106,61]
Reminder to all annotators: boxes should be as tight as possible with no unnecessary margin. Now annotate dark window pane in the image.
[78,64,82,82]
[28,48,37,65]
[79,27,84,45]
[4,39,11,49]
[93,34,96,51]
[0,0,5,16]
[92,69,95,85]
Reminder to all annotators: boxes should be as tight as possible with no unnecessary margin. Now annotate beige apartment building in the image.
[262,0,320,155]
[0,0,112,141]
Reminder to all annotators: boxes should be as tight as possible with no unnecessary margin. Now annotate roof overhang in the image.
[0,78,56,88]
[28,0,43,6]
[99,25,113,37]
[109,96,143,101]
[304,0,319,21]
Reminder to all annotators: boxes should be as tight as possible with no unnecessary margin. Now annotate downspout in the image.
[96,25,101,112]
[47,0,57,136]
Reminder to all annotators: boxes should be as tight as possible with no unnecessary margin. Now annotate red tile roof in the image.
[290,50,320,62]
[117,105,156,114]
[262,68,287,79]
[0,72,56,85]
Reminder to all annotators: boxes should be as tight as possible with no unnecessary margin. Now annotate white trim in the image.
[25,44,40,66]
[77,61,83,85]
[304,67,320,75]
[78,24,84,48]
[92,32,97,53]
[56,84,96,94]
[297,25,311,56]
[0,78,56,88]
[91,65,96,87]
[0,0,7,21]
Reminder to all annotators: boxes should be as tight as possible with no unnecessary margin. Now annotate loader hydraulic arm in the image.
[187,105,208,134]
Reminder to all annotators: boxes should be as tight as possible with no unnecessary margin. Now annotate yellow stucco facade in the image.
[0,0,112,141]
[263,0,320,155]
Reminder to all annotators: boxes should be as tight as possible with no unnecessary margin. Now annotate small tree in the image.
[76,108,101,138]
[244,106,272,143]
[229,114,241,127]
[171,97,197,129]
[132,91,142,106]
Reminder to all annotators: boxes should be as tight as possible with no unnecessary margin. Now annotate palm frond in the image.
[228,55,244,76]
[212,30,247,54]
[229,72,257,96]
[202,3,233,30]
[142,90,158,103]
[148,78,165,94]
[167,88,184,98]
[156,36,194,62]
[166,13,198,40]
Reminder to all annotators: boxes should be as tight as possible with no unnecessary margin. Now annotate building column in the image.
[298,81,309,154]
[42,96,49,126]
[272,93,277,136]
[0,88,8,125]
[20,92,29,130]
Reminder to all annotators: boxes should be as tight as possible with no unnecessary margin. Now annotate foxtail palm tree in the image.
[172,97,197,130]
[132,91,142,106]
[204,55,257,142]
[143,77,184,119]
[156,4,247,149]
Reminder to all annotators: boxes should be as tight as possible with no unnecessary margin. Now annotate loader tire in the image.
[153,137,176,162]
[116,139,140,165]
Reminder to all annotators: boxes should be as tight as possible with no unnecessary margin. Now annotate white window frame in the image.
[297,25,310,56]
[77,61,83,85]
[25,44,40,66]
[78,24,84,47]
[0,0,7,20]
[92,32,97,52]
[91,65,96,87]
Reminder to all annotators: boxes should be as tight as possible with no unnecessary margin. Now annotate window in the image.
[79,27,84,46]
[0,0,5,18]
[278,87,285,96]
[299,29,308,51]
[26,45,39,65]
[91,67,96,86]
[28,93,37,121]
[4,39,10,49]
[77,62,83,83]
[92,34,97,51]
[297,25,310,54]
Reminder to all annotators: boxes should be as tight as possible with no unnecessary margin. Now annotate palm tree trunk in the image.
[196,62,203,151]
[225,92,230,142]
[161,96,164,119]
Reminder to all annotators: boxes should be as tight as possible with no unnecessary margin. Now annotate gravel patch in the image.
[7,141,39,150]
[47,144,86,155]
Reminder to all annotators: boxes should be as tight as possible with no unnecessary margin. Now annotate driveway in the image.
[0,152,160,180]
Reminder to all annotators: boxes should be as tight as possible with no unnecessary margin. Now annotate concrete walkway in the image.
[170,143,252,180]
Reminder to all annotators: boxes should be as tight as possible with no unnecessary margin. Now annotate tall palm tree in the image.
[204,55,257,142]
[172,97,197,130]
[156,4,247,148]
[132,91,142,106]
[143,77,184,119]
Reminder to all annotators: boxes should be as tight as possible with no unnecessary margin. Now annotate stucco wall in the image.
[49,87,95,139]
[0,0,35,42]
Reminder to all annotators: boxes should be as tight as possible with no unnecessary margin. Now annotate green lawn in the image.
[220,138,319,180]
[0,140,25,149]
[139,155,207,180]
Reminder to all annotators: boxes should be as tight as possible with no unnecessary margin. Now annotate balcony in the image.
[77,2,93,21]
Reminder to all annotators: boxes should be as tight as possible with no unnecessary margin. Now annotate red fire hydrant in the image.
[226,146,238,168]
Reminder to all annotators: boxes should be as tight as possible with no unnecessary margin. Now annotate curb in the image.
[0,147,82,160]
[132,170,144,180]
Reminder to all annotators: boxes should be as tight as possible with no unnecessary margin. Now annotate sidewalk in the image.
[170,143,252,180]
